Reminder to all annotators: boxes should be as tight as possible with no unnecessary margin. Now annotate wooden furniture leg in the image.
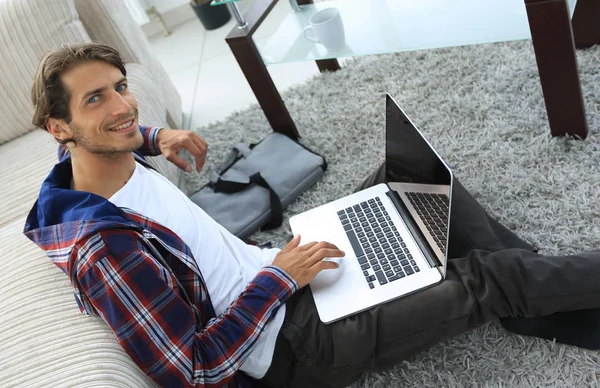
[525,0,588,139]
[226,0,300,139]
[572,0,600,49]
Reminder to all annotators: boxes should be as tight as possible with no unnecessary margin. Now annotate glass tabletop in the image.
[255,0,578,65]
[210,0,243,6]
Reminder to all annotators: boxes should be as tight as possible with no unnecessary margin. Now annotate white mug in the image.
[302,8,345,52]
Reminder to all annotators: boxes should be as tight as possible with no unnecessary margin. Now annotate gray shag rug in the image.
[184,40,600,387]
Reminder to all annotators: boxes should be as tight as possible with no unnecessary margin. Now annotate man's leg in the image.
[261,164,600,387]
[264,247,600,388]
[356,162,537,257]
[357,163,600,350]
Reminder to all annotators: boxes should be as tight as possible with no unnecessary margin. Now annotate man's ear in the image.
[46,118,73,144]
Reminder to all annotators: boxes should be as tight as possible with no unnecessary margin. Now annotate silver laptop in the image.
[289,95,454,323]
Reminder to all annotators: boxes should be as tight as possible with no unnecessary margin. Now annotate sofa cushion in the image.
[0,217,156,387]
[127,63,167,130]
[0,130,58,227]
[127,63,182,187]
[0,0,91,145]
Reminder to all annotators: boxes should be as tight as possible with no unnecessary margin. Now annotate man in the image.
[24,43,600,388]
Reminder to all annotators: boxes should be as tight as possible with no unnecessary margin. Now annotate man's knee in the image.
[355,162,387,192]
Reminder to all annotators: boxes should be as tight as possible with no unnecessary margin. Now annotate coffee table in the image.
[225,0,600,140]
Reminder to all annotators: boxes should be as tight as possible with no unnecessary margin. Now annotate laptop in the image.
[289,94,454,324]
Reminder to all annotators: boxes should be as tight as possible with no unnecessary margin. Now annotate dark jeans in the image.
[260,163,600,388]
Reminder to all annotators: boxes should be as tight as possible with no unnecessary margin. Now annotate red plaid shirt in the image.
[24,126,297,387]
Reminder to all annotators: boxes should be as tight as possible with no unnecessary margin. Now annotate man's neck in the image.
[71,151,137,199]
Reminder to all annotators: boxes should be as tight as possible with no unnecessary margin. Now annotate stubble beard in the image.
[68,108,143,159]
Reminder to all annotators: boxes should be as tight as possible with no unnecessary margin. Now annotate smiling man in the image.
[31,44,208,183]
[23,42,600,388]
[23,43,343,388]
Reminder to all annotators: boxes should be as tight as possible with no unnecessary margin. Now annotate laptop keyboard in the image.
[405,192,448,254]
[337,196,420,289]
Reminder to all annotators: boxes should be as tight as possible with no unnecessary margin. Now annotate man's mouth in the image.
[108,119,135,132]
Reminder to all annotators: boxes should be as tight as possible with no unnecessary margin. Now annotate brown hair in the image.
[31,43,126,129]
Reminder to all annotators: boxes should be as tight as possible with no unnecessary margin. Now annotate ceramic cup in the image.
[302,8,345,52]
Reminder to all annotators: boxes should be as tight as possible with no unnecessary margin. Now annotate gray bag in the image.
[190,132,327,239]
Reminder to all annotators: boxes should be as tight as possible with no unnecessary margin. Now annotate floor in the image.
[148,0,322,130]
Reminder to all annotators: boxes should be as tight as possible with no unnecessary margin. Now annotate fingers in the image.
[298,241,318,251]
[189,134,208,172]
[306,246,345,267]
[305,241,342,258]
[177,140,203,173]
[308,260,340,279]
[316,260,340,271]
[165,153,191,172]
[193,133,208,148]
[282,235,301,252]
[312,248,345,262]
[194,152,207,173]
[189,132,208,154]
[164,131,208,173]
[194,145,208,172]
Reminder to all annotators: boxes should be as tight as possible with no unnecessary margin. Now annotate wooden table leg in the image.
[572,0,600,49]
[226,0,300,139]
[525,0,588,139]
[316,59,342,72]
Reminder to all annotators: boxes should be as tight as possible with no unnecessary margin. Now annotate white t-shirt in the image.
[108,162,285,378]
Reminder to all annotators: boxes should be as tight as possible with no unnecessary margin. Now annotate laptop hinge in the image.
[386,187,441,269]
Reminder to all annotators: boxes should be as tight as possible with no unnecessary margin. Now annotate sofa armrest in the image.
[74,0,182,129]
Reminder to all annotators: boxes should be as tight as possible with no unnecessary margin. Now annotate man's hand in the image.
[156,129,208,173]
[272,235,345,289]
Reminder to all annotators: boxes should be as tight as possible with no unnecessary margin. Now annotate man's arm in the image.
[76,229,297,388]
[140,125,208,173]
[57,125,209,173]
[138,125,163,156]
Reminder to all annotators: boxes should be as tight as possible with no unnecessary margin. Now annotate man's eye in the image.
[116,84,127,92]
[88,95,99,104]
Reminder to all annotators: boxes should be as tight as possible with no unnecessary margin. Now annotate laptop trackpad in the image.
[308,234,353,291]
[310,235,364,294]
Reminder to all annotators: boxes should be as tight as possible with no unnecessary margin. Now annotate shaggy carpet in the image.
[184,40,600,387]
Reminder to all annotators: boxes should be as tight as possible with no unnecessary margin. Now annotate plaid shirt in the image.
[24,126,297,387]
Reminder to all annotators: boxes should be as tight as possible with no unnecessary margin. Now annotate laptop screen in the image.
[385,95,452,271]
[385,97,451,187]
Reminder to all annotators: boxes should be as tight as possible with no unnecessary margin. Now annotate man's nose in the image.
[108,90,132,116]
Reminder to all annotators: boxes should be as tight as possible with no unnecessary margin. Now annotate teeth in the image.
[111,120,133,131]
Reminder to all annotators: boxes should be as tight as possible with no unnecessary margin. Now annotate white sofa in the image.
[0,1,184,386]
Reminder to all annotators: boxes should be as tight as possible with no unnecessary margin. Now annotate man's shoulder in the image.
[72,227,145,274]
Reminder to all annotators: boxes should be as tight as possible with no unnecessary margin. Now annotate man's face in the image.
[59,60,143,156]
